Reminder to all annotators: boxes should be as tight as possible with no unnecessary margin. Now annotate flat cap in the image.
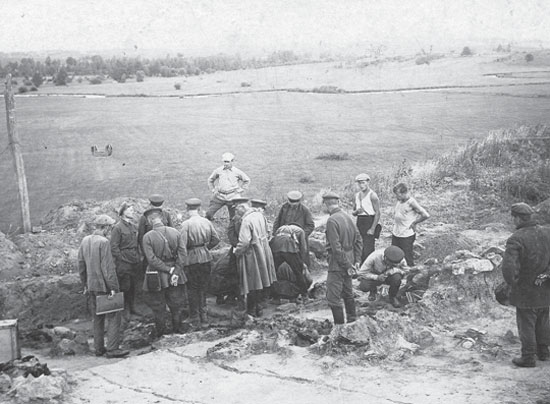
[185,198,202,208]
[511,202,534,216]
[384,246,405,263]
[93,214,116,226]
[230,196,249,205]
[251,198,267,207]
[143,207,163,217]
[355,173,370,182]
[322,191,340,200]
[222,152,235,161]
[287,191,303,202]
[149,194,165,206]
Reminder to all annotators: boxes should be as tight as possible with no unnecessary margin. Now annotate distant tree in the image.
[136,70,145,82]
[31,72,43,87]
[55,68,68,86]
[174,82,181,90]
[525,53,534,62]
[18,86,28,94]
[66,57,77,71]
[496,44,503,52]
[461,46,473,56]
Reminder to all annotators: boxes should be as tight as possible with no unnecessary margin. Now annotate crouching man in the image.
[357,246,408,308]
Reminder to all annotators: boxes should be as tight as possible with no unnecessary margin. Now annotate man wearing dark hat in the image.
[111,202,141,319]
[323,192,362,325]
[78,214,128,358]
[142,208,187,336]
[251,198,267,211]
[180,198,220,328]
[502,202,550,367]
[206,152,250,221]
[137,194,173,253]
[357,246,408,308]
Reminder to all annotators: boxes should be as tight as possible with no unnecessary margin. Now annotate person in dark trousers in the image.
[142,208,187,336]
[111,202,141,320]
[352,173,381,264]
[323,191,362,326]
[180,198,220,329]
[78,214,128,358]
[502,202,550,368]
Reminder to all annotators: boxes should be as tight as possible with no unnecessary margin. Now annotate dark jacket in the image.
[325,207,363,273]
[502,221,550,308]
[78,232,119,293]
[138,210,173,252]
[273,202,315,237]
[110,219,140,265]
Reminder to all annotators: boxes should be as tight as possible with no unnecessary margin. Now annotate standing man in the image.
[206,152,250,221]
[352,173,381,264]
[233,198,276,317]
[502,202,550,368]
[78,214,128,358]
[323,192,362,326]
[137,194,173,250]
[180,198,220,329]
[142,208,187,336]
[270,223,310,297]
[111,202,141,319]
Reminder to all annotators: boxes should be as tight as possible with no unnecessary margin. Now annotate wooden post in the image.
[4,74,31,233]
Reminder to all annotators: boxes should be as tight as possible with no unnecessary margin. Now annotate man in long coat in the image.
[233,198,276,317]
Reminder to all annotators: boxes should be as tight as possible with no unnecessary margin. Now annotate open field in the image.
[1,54,550,232]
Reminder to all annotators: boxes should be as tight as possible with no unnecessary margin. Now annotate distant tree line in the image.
[0,50,302,85]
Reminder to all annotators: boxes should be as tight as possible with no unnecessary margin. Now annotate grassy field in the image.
[1,55,550,232]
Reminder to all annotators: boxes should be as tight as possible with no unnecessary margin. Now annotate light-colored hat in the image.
[287,191,303,202]
[355,173,370,182]
[511,202,534,216]
[222,152,235,162]
[93,214,116,226]
[185,198,202,208]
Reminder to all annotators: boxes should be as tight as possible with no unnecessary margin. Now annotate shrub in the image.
[18,86,28,94]
[30,86,38,92]
[461,46,473,56]
[174,83,182,90]
[241,81,251,87]
[77,77,83,83]
[23,79,33,86]
[136,70,145,82]
[298,174,315,184]
[315,152,350,161]
[525,53,534,62]
[11,79,18,85]
[89,77,102,85]
[55,68,68,86]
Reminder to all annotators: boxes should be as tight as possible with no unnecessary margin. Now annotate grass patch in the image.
[315,152,350,161]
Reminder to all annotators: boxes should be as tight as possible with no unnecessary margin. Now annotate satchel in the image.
[494,281,511,306]
[96,292,124,315]
[374,223,382,239]
[145,270,162,292]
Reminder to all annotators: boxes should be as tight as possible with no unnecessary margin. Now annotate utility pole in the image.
[4,74,31,233]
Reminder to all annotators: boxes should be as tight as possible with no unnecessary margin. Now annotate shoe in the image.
[368,291,377,301]
[537,347,550,361]
[390,297,402,308]
[95,347,106,357]
[512,357,536,368]
[105,349,129,359]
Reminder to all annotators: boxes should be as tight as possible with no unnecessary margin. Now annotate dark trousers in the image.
[359,273,403,298]
[206,195,236,220]
[326,271,356,322]
[516,307,550,358]
[185,262,212,322]
[273,252,309,295]
[392,234,416,266]
[145,285,186,335]
[116,261,140,313]
[357,216,375,264]
[89,292,122,352]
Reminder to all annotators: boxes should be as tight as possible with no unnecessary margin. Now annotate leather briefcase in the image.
[96,292,124,315]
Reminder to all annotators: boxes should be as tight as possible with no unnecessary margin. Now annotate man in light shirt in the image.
[352,173,381,264]
[206,152,250,221]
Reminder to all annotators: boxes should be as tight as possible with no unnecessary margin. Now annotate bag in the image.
[374,223,382,239]
[494,281,511,306]
[96,292,124,315]
[145,270,162,292]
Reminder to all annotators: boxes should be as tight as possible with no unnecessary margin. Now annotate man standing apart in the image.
[206,152,250,220]
[180,198,220,328]
[352,173,380,263]
[502,202,550,367]
[142,208,187,336]
[233,198,276,317]
[78,214,128,358]
[323,192,362,325]
[111,202,141,318]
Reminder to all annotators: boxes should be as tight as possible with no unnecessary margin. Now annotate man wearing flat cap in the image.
[322,192,362,326]
[180,198,220,328]
[206,152,250,221]
[502,202,550,367]
[352,173,381,263]
[78,214,128,358]
[111,202,141,319]
[357,246,408,308]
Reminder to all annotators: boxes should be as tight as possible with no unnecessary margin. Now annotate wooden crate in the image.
[0,319,21,363]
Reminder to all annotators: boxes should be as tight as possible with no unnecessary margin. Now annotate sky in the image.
[0,0,549,56]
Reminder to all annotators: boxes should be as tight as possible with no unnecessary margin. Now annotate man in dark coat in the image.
[323,192,362,326]
[502,202,550,367]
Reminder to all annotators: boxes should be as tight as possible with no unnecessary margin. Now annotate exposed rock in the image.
[308,236,326,258]
[121,322,156,350]
[329,316,373,346]
[12,373,68,402]
[52,326,75,340]
[50,336,89,356]
[0,373,12,393]
[0,231,24,281]
[449,258,494,275]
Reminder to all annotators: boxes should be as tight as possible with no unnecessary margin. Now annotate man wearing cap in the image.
[180,198,220,328]
[323,192,362,325]
[233,198,276,317]
[502,202,550,367]
[78,214,128,358]
[111,202,141,319]
[137,194,173,253]
[352,173,381,263]
[357,246,408,308]
[270,223,310,297]
[142,208,187,336]
[206,152,250,221]
[251,199,267,212]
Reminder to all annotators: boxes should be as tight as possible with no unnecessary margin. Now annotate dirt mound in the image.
[417,228,477,263]
[0,232,24,281]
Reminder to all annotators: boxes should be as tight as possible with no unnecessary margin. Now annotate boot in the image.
[171,312,182,334]
[330,306,345,325]
[537,345,550,361]
[344,298,357,323]
[512,356,536,368]
[390,296,402,308]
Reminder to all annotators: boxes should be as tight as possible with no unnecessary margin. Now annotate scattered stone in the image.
[451,258,494,275]
[121,322,156,350]
[329,317,372,347]
[0,373,12,393]
[416,330,435,348]
[53,326,76,340]
[12,373,67,402]
[275,303,298,313]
